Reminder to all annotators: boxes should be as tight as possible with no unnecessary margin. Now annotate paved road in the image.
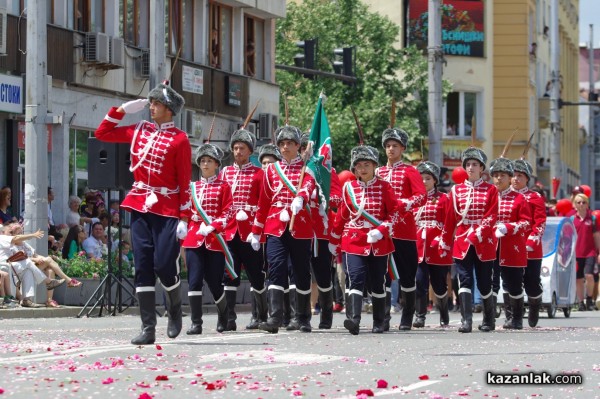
[1,309,599,398]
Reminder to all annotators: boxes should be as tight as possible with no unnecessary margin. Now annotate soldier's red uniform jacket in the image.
[376,161,426,241]
[218,162,264,242]
[513,187,546,259]
[330,177,397,256]
[439,178,499,261]
[182,175,233,251]
[413,189,453,266]
[95,108,192,219]
[252,157,315,239]
[495,188,532,267]
[310,169,343,240]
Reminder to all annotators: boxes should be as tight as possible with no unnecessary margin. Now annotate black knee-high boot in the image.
[510,296,524,330]
[371,296,386,334]
[131,291,157,345]
[296,292,313,333]
[399,290,415,331]
[458,292,472,333]
[478,295,495,332]
[246,291,259,330]
[412,294,428,328]
[344,293,362,335]
[225,290,237,331]
[502,293,513,329]
[259,289,284,334]
[164,285,183,338]
[383,290,392,332]
[528,296,542,327]
[186,295,203,335]
[215,294,228,333]
[318,288,333,329]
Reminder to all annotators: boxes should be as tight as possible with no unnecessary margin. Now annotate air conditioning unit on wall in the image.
[109,37,125,68]
[135,49,150,79]
[259,113,278,140]
[84,32,110,63]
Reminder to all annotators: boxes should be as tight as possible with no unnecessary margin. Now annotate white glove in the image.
[176,220,188,240]
[494,224,507,238]
[199,223,215,236]
[366,229,383,243]
[328,243,338,256]
[121,99,149,114]
[291,197,304,216]
[246,233,261,251]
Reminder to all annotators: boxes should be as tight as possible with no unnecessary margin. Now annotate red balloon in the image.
[338,170,356,185]
[555,198,573,215]
[451,167,468,184]
[580,184,592,198]
[592,209,600,219]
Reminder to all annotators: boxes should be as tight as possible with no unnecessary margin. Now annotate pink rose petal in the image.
[376,379,388,388]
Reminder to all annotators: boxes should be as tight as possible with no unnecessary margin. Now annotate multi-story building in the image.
[364,0,580,197]
[0,0,285,224]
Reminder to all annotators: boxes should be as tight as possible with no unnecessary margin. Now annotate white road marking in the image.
[332,380,441,398]
[0,333,268,364]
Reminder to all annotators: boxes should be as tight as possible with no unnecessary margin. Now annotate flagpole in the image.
[289,141,313,231]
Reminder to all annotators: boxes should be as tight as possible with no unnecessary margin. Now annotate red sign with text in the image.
[17,122,53,151]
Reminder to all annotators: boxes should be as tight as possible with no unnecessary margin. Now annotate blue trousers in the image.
[416,262,450,297]
[130,211,180,288]
[343,253,388,295]
[224,233,265,291]
[390,239,418,290]
[185,246,225,300]
[266,231,311,291]
[524,259,543,298]
[311,239,333,289]
[454,246,493,297]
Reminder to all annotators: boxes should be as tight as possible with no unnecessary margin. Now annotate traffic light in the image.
[294,38,318,79]
[333,46,355,86]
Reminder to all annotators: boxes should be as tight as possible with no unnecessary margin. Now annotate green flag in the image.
[307,94,332,211]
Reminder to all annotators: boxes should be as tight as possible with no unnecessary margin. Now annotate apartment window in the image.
[245,16,265,79]
[210,2,232,71]
[445,91,479,137]
[167,0,183,55]
[73,0,105,32]
[121,0,149,47]
[69,129,93,198]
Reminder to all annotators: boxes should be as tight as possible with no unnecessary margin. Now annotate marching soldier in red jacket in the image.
[376,128,426,331]
[413,161,453,327]
[439,147,498,333]
[511,158,545,327]
[247,126,316,333]
[219,128,265,331]
[182,144,233,334]
[489,157,531,330]
[95,83,191,345]
[330,145,398,334]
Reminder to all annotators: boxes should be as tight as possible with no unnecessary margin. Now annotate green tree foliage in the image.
[276,0,449,170]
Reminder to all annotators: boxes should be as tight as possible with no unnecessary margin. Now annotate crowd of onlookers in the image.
[0,186,133,308]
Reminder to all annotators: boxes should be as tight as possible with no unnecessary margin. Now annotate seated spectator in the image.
[0,187,17,224]
[83,222,107,260]
[66,195,93,228]
[0,224,65,307]
[62,225,87,260]
[3,223,81,307]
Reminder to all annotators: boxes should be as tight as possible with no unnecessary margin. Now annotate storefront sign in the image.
[408,0,485,57]
[225,76,242,107]
[182,65,204,95]
[0,74,24,113]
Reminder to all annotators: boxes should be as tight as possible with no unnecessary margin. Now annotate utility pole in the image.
[149,0,167,88]
[588,25,595,204]
[549,0,562,199]
[24,2,49,255]
[427,0,443,166]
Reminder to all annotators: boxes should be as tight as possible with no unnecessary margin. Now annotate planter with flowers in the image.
[52,254,126,306]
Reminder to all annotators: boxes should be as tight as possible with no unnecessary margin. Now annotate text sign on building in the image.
[408,0,485,57]
[0,74,24,113]
[225,76,242,107]
[182,65,204,95]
